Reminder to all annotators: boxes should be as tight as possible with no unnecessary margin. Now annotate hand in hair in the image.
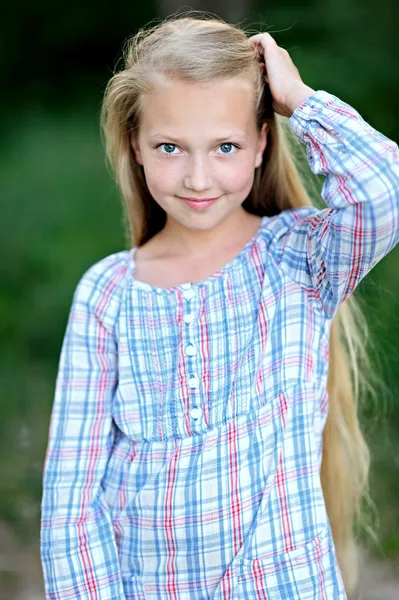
[248,32,315,118]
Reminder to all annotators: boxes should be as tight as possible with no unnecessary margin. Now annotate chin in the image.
[180,211,231,228]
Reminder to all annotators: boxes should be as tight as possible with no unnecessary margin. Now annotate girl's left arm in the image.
[284,90,399,317]
[249,33,399,317]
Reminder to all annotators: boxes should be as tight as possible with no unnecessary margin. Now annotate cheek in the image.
[144,160,179,195]
[222,158,256,193]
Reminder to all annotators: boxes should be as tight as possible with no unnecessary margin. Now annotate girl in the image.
[40,14,399,600]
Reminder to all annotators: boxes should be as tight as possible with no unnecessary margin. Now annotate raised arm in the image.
[40,260,126,599]
[284,90,399,316]
[249,32,399,317]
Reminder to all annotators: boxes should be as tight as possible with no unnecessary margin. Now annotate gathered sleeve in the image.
[279,90,399,317]
[40,259,127,599]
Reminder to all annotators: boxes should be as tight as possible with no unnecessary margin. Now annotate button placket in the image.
[182,284,202,422]
[188,375,199,388]
[183,312,194,324]
[190,407,202,420]
[185,344,196,357]
[182,287,195,301]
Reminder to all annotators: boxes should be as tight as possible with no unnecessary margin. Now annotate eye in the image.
[217,143,240,155]
[156,143,179,155]
[155,142,240,155]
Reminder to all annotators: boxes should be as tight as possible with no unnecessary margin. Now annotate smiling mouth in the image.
[179,196,222,210]
[179,196,221,201]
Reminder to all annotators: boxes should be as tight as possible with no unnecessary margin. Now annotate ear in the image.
[255,122,268,168]
[130,131,143,165]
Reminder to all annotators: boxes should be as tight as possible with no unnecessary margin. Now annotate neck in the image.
[158,208,260,259]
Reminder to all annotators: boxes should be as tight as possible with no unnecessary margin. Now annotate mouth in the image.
[179,196,220,201]
[179,195,222,210]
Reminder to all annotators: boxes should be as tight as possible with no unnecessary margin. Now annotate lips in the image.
[179,196,220,202]
[179,196,221,210]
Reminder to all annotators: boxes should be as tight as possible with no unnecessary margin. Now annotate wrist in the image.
[286,84,316,116]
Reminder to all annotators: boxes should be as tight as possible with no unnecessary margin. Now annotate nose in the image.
[183,154,212,192]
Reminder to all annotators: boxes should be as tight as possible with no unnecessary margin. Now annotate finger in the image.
[248,33,262,42]
[249,34,280,65]
[248,34,266,52]
[248,32,277,46]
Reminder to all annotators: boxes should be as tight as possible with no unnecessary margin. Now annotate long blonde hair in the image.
[101,13,376,596]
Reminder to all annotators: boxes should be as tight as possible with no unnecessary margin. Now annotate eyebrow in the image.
[147,132,249,143]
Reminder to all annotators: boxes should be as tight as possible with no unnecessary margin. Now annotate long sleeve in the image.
[40,260,127,599]
[279,90,399,317]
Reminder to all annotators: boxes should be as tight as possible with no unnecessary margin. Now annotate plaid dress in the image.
[40,90,399,599]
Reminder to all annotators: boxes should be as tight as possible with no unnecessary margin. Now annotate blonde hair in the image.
[100,12,376,596]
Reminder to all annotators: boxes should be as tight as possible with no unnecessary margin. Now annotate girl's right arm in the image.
[40,258,126,599]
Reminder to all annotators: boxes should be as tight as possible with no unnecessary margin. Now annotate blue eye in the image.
[158,143,178,154]
[218,143,237,154]
[155,143,240,155]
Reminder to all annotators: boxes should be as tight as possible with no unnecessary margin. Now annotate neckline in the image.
[128,215,269,294]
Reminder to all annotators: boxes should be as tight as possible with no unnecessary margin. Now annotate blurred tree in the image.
[158,0,248,22]
[1,1,157,106]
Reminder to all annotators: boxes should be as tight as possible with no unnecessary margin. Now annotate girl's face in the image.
[130,77,267,234]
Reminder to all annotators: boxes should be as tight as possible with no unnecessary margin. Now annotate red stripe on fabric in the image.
[251,559,268,599]
[308,138,329,172]
[178,291,191,437]
[249,241,268,397]
[314,532,326,600]
[199,285,211,428]
[146,292,165,441]
[77,315,109,599]
[276,452,294,554]
[95,262,127,322]
[306,302,314,379]
[347,203,363,298]
[275,389,294,554]
[164,438,180,600]
[226,417,243,598]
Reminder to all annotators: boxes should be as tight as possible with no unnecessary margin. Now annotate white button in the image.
[190,407,202,420]
[185,344,196,356]
[183,289,195,301]
[188,376,199,388]
[181,282,191,289]
[183,313,194,324]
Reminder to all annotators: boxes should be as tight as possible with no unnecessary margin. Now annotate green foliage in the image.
[0,104,124,543]
[1,0,399,558]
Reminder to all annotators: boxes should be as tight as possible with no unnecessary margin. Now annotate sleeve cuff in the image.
[288,90,341,141]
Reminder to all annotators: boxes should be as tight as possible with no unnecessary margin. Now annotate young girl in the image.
[40,14,399,600]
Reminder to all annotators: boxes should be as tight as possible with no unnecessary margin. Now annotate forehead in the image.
[139,77,257,137]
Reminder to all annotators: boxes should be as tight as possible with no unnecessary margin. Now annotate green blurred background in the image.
[1,0,398,595]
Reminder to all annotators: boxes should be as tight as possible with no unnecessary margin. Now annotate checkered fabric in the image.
[41,91,399,599]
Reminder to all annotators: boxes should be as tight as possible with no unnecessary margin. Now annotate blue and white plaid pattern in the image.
[41,90,399,599]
